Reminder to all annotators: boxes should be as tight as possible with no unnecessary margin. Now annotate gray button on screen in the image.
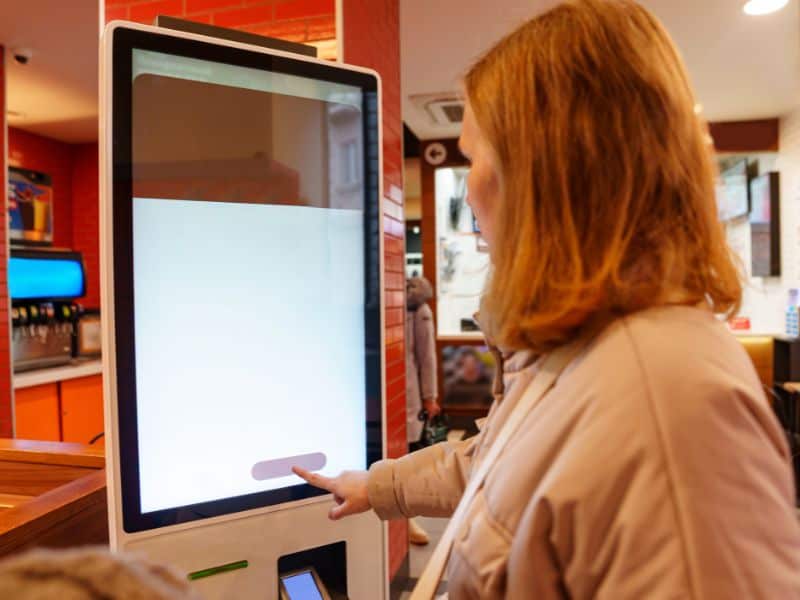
[251,452,327,481]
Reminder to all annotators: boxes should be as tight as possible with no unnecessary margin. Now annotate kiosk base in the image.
[116,499,384,600]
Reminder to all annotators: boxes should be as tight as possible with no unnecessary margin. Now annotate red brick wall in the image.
[71,145,101,309]
[0,48,11,436]
[341,0,408,579]
[7,131,101,309]
[105,0,335,43]
[8,127,75,249]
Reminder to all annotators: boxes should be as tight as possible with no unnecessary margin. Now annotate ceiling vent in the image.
[410,93,465,125]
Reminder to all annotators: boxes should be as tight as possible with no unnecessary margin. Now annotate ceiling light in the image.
[743,0,790,15]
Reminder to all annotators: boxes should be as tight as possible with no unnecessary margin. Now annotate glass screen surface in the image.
[112,28,381,531]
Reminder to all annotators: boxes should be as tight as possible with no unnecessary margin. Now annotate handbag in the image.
[419,411,450,447]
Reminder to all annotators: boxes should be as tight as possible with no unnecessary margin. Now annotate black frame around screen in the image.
[111,26,383,533]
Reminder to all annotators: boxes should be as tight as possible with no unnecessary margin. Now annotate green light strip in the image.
[188,560,249,581]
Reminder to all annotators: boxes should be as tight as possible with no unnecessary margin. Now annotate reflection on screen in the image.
[131,50,367,513]
[282,572,324,600]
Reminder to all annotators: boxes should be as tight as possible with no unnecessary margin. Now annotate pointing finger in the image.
[292,466,335,492]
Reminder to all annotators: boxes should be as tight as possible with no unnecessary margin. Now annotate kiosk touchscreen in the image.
[101,22,385,599]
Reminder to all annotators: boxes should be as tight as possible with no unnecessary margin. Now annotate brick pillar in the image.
[340,0,408,580]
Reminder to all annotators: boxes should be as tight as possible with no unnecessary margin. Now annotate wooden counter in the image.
[0,438,107,558]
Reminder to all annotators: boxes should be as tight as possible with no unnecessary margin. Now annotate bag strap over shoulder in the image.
[409,341,583,600]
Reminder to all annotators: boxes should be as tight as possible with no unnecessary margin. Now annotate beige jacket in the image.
[406,302,438,443]
[368,306,800,598]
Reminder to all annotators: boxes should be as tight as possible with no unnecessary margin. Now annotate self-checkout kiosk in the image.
[100,20,386,599]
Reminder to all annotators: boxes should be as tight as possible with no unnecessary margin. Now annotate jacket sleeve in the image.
[367,435,479,519]
[414,304,438,400]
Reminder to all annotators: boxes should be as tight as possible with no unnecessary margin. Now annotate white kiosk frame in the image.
[100,21,387,600]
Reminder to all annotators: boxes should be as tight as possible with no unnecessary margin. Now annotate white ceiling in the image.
[401,0,800,140]
[0,1,797,144]
[0,0,100,143]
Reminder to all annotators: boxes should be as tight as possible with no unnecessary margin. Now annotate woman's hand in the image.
[424,398,441,417]
[292,467,371,520]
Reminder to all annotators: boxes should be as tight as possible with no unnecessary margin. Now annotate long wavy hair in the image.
[465,0,742,352]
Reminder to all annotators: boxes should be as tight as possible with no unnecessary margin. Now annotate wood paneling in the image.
[0,438,103,469]
[736,336,774,388]
[0,461,96,497]
[709,119,779,153]
[0,493,33,510]
[0,439,106,558]
[0,469,107,558]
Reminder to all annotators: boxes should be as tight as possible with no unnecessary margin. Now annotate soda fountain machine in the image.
[9,247,86,372]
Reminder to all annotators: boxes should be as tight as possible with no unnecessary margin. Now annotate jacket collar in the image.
[474,312,540,402]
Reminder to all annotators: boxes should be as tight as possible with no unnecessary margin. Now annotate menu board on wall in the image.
[750,172,780,277]
[8,167,53,245]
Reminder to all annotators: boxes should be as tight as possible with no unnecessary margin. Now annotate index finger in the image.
[292,466,335,492]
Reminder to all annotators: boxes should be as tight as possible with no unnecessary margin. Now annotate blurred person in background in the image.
[405,275,440,545]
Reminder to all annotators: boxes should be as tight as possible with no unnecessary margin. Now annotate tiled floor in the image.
[394,431,465,599]
[395,517,449,599]
[410,517,449,578]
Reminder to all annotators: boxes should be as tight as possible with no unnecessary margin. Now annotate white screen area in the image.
[134,200,366,512]
[130,50,369,514]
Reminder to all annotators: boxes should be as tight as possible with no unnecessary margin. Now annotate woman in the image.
[296,0,800,596]
[406,275,440,452]
[405,275,440,546]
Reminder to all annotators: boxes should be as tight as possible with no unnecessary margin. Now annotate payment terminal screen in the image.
[282,571,325,600]
[130,49,368,513]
